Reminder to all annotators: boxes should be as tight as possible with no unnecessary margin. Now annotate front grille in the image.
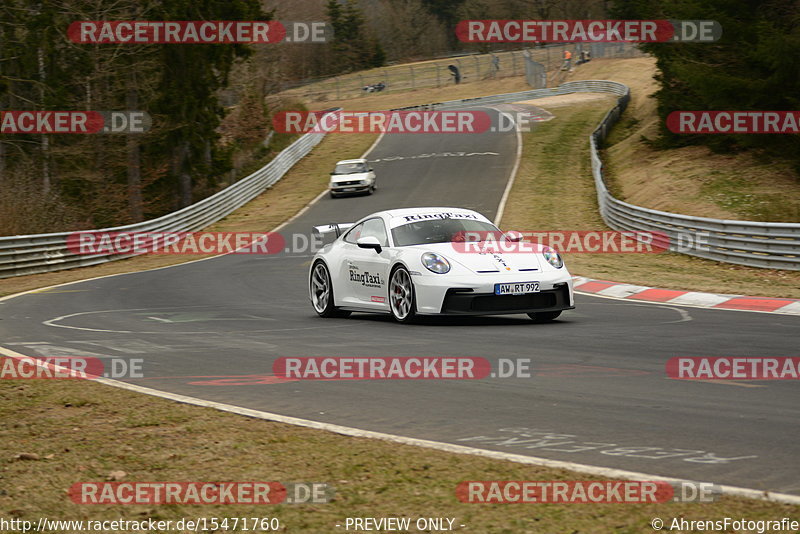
[470,293,556,312]
[441,285,570,315]
[336,180,361,186]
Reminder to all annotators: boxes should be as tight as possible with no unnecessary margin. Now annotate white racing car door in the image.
[339,218,391,310]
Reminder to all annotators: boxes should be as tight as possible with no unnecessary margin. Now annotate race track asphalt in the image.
[1,108,798,495]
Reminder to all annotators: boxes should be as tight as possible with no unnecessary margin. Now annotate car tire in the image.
[330,191,339,199]
[310,261,351,318]
[388,265,417,323]
[527,311,561,323]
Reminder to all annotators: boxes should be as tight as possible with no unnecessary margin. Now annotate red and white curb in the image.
[572,276,800,315]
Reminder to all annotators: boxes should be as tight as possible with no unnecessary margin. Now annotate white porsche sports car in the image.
[309,207,574,323]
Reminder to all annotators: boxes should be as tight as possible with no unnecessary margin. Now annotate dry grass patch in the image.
[1,379,797,532]
[568,57,800,222]
[500,99,800,297]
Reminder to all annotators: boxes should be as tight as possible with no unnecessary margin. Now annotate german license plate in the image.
[494,281,540,295]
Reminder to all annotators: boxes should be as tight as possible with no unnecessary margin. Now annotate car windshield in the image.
[333,162,368,175]
[391,219,500,246]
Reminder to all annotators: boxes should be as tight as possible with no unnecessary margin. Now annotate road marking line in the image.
[493,109,522,226]
[692,379,766,388]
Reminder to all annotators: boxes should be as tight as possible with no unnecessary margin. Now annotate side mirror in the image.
[505,230,524,242]
[356,236,382,253]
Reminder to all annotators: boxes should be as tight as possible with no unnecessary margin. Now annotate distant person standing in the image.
[491,54,500,75]
[562,49,572,71]
[448,64,461,84]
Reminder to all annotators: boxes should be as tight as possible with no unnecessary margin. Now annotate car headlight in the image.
[421,252,450,274]
[542,247,563,269]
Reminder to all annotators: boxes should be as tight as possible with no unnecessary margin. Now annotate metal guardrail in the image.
[2,81,798,277]
[584,83,800,271]
[0,123,333,279]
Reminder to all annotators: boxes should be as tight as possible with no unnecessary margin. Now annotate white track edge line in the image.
[0,344,797,505]
[493,114,523,226]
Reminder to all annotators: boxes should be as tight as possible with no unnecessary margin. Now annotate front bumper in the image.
[440,284,572,315]
[331,184,371,194]
[412,271,575,316]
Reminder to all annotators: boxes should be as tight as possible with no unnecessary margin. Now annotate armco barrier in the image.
[0,117,334,279]
[1,82,798,277]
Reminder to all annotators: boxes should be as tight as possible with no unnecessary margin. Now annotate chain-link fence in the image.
[283,43,646,102]
[285,50,526,102]
[523,50,547,88]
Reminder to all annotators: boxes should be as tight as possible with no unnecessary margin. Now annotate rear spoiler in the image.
[313,223,354,238]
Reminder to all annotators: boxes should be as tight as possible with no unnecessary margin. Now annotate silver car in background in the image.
[329,158,376,197]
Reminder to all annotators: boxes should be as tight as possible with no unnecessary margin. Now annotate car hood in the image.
[403,242,543,273]
[330,172,371,183]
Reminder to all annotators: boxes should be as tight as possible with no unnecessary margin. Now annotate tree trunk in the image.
[172,140,192,208]
[38,47,51,194]
[126,80,143,221]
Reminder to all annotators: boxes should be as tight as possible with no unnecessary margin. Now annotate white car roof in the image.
[335,159,368,165]
[376,207,492,228]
